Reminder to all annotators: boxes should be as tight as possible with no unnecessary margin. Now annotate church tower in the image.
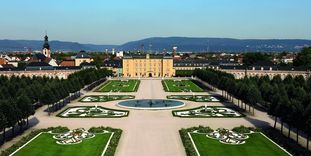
[42,34,51,58]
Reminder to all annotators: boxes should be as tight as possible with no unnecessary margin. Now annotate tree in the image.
[16,94,34,127]
[0,100,20,136]
[304,105,311,150]
[0,111,7,143]
[293,46,311,69]
[259,82,273,107]
[268,84,281,129]
[40,87,56,115]
[238,83,249,110]
[243,52,270,77]
[246,84,262,115]
[290,100,304,143]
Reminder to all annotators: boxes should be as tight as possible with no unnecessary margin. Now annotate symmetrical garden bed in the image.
[79,95,135,102]
[57,106,129,118]
[167,95,219,102]
[97,80,140,92]
[173,106,244,118]
[180,126,292,156]
[162,80,204,92]
[1,126,122,156]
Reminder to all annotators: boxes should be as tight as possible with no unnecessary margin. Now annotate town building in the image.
[26,34,58,69]
[103,60,123,77]
[74,50,93,66]
[0,57,7,65]
[173,60,210,70]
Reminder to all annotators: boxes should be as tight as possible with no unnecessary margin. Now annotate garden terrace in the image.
[97,80,140,92]
[162,79,204,92]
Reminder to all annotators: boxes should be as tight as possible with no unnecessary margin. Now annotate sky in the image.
[0,0,310,45]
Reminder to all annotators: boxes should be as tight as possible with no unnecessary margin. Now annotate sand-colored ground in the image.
[0,78,309,156]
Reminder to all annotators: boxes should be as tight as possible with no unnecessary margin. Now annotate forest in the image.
[0,68,112,143]
[194,68,311,150]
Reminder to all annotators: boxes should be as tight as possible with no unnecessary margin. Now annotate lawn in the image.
[162,80,204,92]
[190,132,290,156]
[12,133,111,156]
[97,80,140,92]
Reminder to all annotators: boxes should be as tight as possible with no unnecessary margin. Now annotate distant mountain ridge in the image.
[119,37,311,52]
[0,39,116,52]
[0,37,311,52]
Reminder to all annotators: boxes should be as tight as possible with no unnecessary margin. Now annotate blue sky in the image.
[0,0,310,44]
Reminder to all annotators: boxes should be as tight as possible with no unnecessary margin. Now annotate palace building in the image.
[122,54,175,77]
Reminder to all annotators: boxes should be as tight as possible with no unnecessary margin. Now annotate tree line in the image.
[194,68,311,150]
[0,68,112,143]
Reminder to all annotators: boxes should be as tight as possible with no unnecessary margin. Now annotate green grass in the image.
[97,80,140,92]
[162,80,204,92]
[13,133,111,156]
[190,133,290,156]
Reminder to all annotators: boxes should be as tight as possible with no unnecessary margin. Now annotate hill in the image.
[119,37,311,52]
[1,37,311,52]
[0,39,116,52]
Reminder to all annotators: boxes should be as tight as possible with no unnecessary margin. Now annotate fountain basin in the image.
[118,99,185,110]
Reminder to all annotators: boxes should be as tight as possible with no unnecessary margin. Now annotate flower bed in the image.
[57,106,129,118]
[79,95,135,102]
[173,106,244,118]
[167,95,220,102]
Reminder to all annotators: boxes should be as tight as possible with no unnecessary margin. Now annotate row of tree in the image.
[194,68,311,150]
[0,68,112,143]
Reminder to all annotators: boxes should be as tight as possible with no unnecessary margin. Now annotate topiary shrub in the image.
[47,126,70,133]
[232,125,260,133]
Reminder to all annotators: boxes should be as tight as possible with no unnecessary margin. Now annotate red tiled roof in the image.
[60,60,75,66]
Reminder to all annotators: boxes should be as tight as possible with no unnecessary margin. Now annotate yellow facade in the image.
[122,54,175,77]
[75,58,93,66]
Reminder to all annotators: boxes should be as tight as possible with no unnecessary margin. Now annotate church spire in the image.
[42,33,51,58]
[43,33,50,50]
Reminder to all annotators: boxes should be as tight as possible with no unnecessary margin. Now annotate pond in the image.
[118,99,185,110]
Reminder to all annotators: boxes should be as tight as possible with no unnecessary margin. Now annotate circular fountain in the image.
[118,99,185,110]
